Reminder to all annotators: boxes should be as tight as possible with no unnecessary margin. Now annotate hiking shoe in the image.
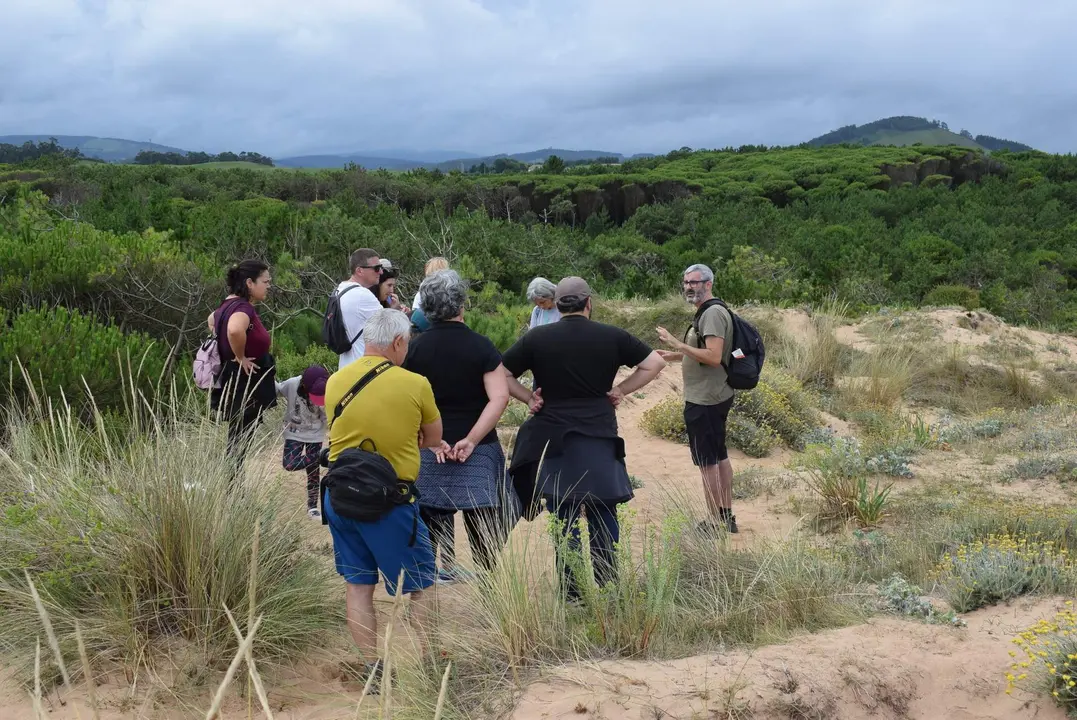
[726,515,739,534]
[308,507,322,520]
[695,519,722,536]
[340,659,391,694]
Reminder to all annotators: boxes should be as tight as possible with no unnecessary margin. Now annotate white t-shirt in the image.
[336,280,383,369]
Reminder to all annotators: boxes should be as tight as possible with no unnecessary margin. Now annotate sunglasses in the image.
[358,264,384,273]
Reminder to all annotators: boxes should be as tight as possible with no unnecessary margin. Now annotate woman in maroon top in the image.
[207,260,277,483]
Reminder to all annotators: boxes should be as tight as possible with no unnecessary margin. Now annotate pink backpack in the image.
[193,301,239,390]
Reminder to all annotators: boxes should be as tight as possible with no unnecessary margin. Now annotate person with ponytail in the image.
[206,260,278,484]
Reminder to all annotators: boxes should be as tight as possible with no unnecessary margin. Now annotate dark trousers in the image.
[553,500,619,602]
[420,506,509,573]
[225,404,263,485]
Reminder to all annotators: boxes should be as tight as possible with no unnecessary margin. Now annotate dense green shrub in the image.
[924,284,981,310]
[0,307,173,412]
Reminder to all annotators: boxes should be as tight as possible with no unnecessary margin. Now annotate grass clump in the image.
[0,386,339,686]
[933,533,1077,612]
[778,300,850,389]
[1007,602,1077,710]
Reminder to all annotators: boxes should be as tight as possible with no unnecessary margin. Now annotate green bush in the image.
[0,307,173,412]
[924,284,981,310]
[727,415,781,457]
[640,369,815,458]
[275,343,339,381]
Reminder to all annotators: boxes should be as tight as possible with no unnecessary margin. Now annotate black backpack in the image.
[684,298,765,390]
[322,284,363,354]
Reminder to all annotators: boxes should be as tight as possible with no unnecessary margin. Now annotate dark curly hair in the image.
[226,260,270,299]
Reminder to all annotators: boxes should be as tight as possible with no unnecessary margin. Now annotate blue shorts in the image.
[324,494,436,596]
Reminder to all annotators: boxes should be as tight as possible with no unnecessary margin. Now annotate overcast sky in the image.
[3,0,1075,157]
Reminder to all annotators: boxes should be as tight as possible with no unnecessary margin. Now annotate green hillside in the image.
[808,117,1034,152]
[0,134,186,162]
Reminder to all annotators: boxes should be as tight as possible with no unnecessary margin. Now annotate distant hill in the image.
[275,154,424,170]
[806,117,1034,153]
[0,135,187,162]
[277,148,627,170]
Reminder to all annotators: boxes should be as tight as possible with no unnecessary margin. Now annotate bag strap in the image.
[326,360,394,455]
[334,284,366,347]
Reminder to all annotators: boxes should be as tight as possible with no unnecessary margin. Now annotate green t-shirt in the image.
[682,303,734,405]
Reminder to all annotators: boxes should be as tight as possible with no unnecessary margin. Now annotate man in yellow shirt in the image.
[322,308,446,690]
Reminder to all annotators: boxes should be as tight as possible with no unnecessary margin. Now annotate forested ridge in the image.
[2,141,1076,410]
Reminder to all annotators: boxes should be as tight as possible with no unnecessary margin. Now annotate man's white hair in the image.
[363,308,412,347]
[683,263,714,283]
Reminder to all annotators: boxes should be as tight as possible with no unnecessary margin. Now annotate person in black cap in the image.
[276,364,330,518]
[501,277,666,602]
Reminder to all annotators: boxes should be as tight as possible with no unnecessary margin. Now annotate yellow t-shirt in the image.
[324,356,440,480]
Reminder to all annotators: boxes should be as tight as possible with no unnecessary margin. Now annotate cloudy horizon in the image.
[3,0,1076,157]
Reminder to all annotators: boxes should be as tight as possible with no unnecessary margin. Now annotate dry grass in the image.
[778,299,851,389]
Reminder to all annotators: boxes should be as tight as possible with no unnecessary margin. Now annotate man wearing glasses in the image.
[655,264,739,534]
[336,248,387,370]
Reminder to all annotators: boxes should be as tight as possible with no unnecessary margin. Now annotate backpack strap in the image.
[683,298,726,347]
[326,360,394,452]
[335,283,366,347]
[214,299,243,340]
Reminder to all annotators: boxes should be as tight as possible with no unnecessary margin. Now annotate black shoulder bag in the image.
[319,361,420,531]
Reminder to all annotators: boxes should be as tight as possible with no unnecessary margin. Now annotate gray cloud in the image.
[2,0,1075,156]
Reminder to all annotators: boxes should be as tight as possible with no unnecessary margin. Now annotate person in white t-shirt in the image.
[336,248,386,370]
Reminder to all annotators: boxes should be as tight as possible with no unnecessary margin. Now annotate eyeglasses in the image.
[683,279,706,287]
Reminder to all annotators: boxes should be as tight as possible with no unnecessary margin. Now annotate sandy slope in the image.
[511,597,1070,720]
[4,307,1076,719]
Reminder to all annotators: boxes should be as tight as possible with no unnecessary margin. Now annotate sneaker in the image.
[308,507,322,520]
[726,515,739,534]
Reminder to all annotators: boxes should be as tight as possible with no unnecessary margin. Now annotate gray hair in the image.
[526,277,556,302]
[418,269,467,323]
[363,308,412,348]
[683,263,715,283]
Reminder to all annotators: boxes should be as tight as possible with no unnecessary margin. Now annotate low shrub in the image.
[639,370,817,458]
[727,415,781,458]
[934,412,1009,444]
[876,574,964,626]
[934,533,1077,612]
[1010,454,1077,481]
[639,396,688,444]
[1007,602,1077,710]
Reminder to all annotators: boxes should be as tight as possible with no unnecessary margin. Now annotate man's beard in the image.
[684,288,700,304]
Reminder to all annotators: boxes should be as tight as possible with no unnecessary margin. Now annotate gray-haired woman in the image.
[527,277,561,329]
[403,270,517,582]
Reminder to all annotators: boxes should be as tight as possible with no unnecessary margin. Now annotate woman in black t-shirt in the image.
[403,270,516,581]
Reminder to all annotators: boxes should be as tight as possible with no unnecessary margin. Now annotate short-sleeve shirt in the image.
[214,299,271,362]
[502,315,652,400]
[403,322,502,445]
[335,281,384,370]
[683,303,734,405]
[529,305,561,329]
[324,356,440,480]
